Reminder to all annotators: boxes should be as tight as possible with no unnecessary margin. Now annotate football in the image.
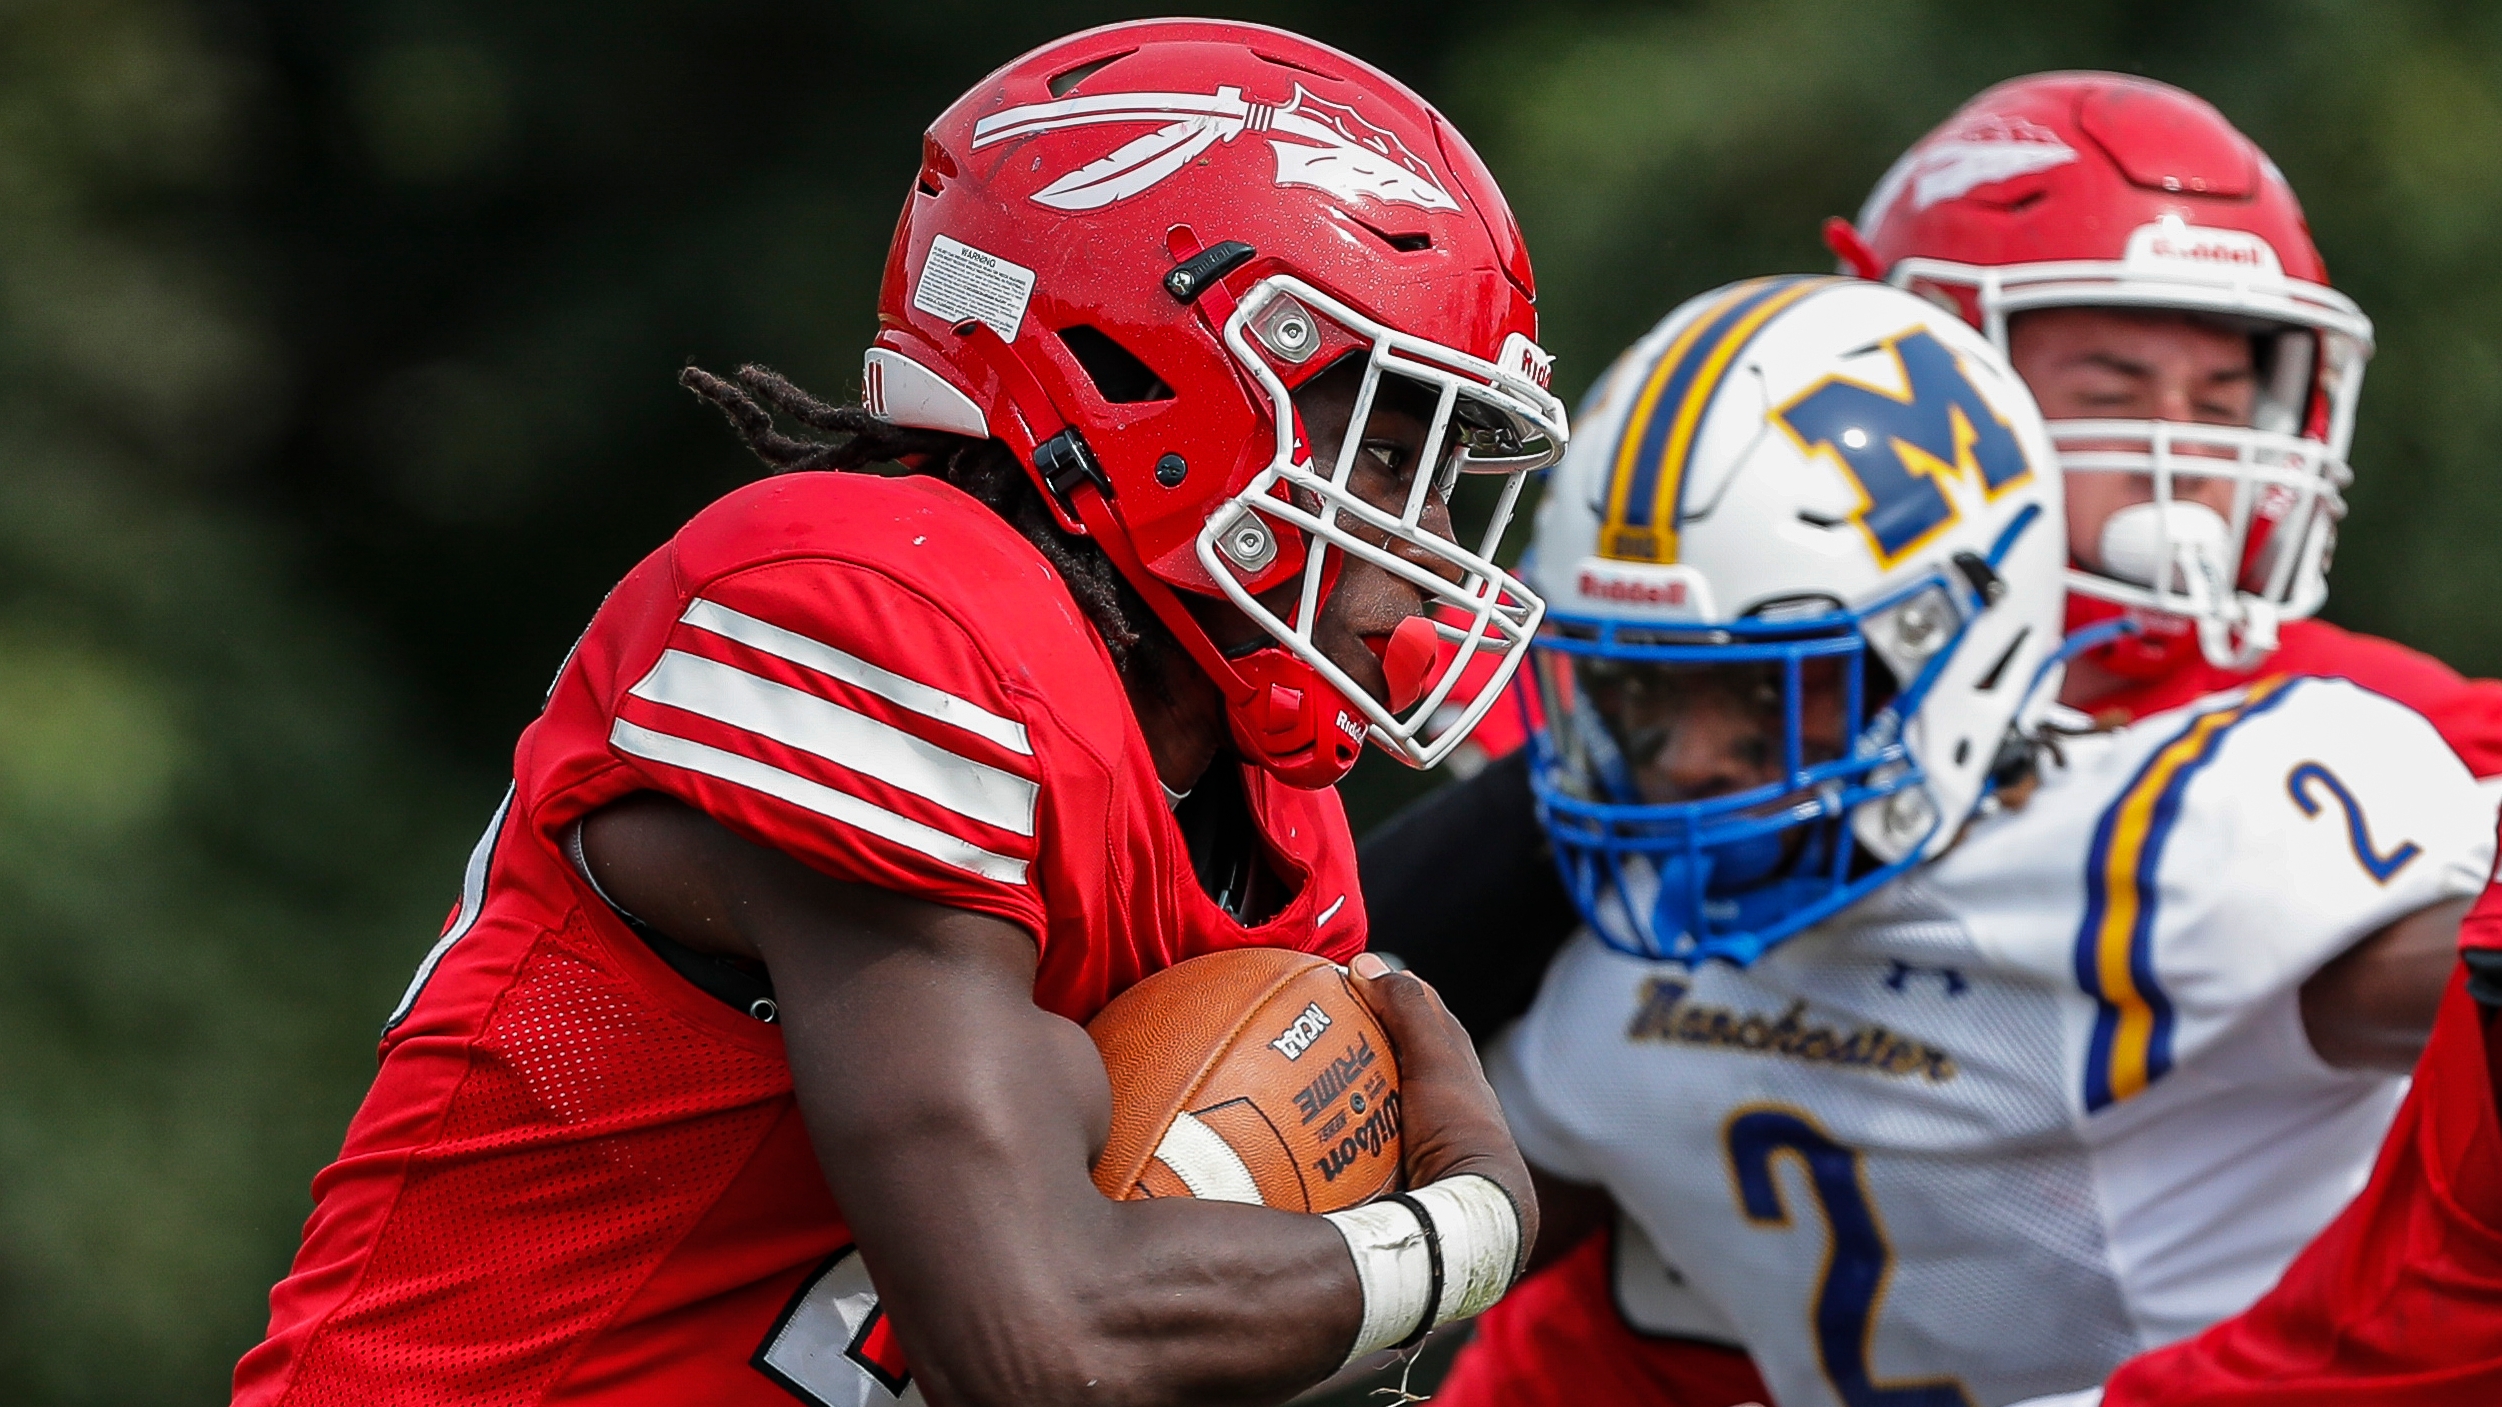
[1088,948,1402,1213]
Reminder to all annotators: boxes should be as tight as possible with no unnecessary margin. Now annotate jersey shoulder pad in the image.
[673,474,1114,681]
[2062,677,2490,1110]
[2274,621,2502,779]
[601,474,1130,937]
[2111,676,2479,854]
[2094,677,2486,960]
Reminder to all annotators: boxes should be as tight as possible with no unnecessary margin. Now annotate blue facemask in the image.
[1527,579,1967,966]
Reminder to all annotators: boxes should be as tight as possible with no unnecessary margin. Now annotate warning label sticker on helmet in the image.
[913,234,1038,342]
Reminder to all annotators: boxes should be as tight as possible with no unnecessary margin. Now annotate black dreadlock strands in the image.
[678,365,827,471]
[733,364,856,434]
[1000,471,1146,662]
[677,361,1172,681]
[682,362,960,473]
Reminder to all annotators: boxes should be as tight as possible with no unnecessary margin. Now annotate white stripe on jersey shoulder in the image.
[680,598,1033,756]
[611,719,1030,885]
[1152,1110,1265,1204]
[630,650,1038,836]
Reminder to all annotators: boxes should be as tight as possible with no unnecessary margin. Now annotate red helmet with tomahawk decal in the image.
[864,19,1567,787]
[1828,72,2373,678]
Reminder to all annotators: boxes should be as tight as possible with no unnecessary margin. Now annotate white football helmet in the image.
[1524,276,2066,963]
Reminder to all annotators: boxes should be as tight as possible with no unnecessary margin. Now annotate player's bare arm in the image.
[567,353,1537,1403]
[235,28,1570,1405]
[2300,896,2470,1072]
[580,792,1530,1404]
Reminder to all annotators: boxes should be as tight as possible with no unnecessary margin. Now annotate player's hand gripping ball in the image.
[1089,948,1401,1212]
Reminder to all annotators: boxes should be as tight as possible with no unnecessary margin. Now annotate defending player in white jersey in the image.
[1470,275,2492,1407]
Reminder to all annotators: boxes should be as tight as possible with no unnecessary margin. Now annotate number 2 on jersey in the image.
[2286,761,2421,882]
[1724,1107,1973,1407]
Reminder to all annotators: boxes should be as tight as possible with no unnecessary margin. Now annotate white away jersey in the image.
[1490,677,2495,1407]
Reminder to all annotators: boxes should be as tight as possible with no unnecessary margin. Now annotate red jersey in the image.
[2088,618,2502,777]
[233,472,1366,1407]
[1441,617,2502,1407]
[1433,1227,1771,1407]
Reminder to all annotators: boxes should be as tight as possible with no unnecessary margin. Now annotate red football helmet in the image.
[1827,72,2373,676]
[864,19,1567,787]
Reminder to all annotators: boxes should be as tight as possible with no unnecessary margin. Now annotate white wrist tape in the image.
[1410,1174,1522,1323]
[1323,1174,1522,1368]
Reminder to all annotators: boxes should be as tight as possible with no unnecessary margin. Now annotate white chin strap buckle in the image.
[2098,502,2276,670]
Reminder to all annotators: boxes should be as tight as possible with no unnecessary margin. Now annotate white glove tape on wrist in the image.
[1411,1174,1521,1322]
[1323,1197,1432,1368]
[1323,1174,1521,1369]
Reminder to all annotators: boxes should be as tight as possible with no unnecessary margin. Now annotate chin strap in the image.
[1062,476,1366,789]
[947,314,1369,788]
[2167,532,2278,670]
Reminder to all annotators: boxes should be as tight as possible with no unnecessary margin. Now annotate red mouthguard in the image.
[1373,614,1445,715]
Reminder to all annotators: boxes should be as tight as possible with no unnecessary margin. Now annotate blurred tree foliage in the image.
[3,0,2498,1401]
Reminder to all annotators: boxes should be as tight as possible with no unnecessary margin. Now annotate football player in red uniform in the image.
[231,20,1571,1407]
[1389,72,2502,1406]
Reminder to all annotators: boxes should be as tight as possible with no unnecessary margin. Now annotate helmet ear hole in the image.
[1055,325,1175,404]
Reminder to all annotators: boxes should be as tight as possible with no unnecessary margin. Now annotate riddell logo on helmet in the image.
[1498,332,1555,391]
[2124,217,2282,278]
[970,84,1458,214]
[1572,558,1710,620]
[1581,570,1683,606]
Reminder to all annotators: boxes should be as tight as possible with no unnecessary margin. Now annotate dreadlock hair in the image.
[680,362,1179,684]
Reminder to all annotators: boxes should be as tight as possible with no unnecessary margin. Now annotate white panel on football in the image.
[1152,1110,1264,1204]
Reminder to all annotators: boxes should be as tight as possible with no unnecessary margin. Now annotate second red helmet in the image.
[1831,72,2373,676]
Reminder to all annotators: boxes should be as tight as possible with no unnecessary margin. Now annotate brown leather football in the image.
[1088,947,1401,1213]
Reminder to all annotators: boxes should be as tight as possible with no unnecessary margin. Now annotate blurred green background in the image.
[3,0,2496,1399]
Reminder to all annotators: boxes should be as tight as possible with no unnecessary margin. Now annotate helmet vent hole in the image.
[1348,215,1432,253]
[1972,627,2030,693]
[1252,49,1344,82]
[1047,51,1134,98]
[1056,325,1175,404]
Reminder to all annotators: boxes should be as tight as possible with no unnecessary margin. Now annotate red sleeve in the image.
[2461,830,2502,957]
[2271,622,2502,778]
[605,557,1052,943]
[2407,683,2502,781]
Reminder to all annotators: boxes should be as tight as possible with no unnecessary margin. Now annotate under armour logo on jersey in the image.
[971,84,1458,213]
[1775,327,2033,566]
[1882,960,1969,997]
